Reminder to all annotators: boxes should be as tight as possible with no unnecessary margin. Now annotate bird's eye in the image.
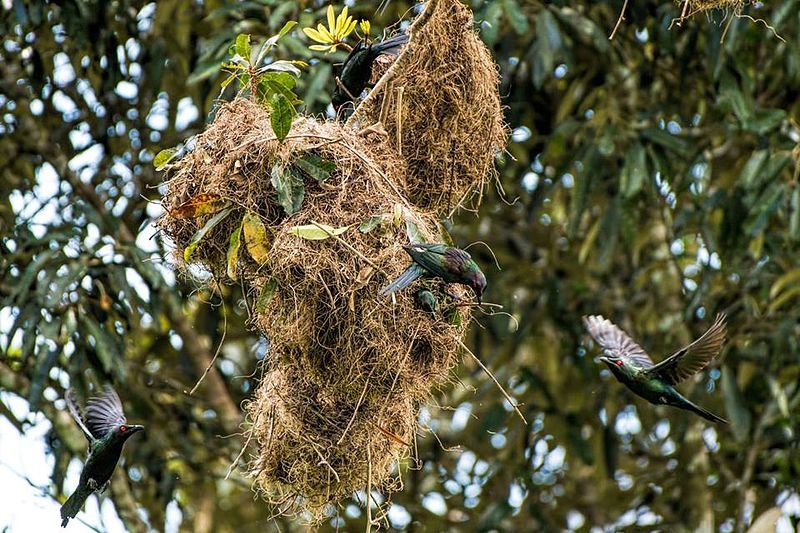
[120,425,127,432]
[615,360,624,367]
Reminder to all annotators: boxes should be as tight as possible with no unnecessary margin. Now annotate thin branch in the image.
[188,287,228,396]
[457,339,527,424]
[609,0,630,40]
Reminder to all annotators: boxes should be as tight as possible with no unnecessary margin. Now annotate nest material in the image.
[681,0,746,15]
[158,98,469,518]
[157,0,505,521]
[354,0,507,213]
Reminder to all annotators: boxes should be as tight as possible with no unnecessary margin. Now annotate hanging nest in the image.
[156,0,505,522]
[351,0,507,213]
[680,0,746,15]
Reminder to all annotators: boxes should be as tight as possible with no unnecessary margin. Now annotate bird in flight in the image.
[380,243,486,303]
[583,313,728,424]
[61,385,144,527]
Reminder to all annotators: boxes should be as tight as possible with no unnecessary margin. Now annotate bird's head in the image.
[114,423,144,442]
[468,269,487,304]
[598,352,631,376]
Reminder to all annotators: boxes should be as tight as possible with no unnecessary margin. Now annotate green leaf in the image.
[242,211,270,264]
[620,143,648,198]
[289,223,349,240]
[183,206,234,262]
[262,71,296,90]
[532,10,562,88]
[227,220,243,280]
[293,153,334,182]
[739,150,768,190]
[502,0,529,34]
[78,314,121,373]
[255,279,278,314]
[277,20,298,39]
[405,218,425,243]
[359,214,388,233]
[235,34,251,63]
[722,366,751,442]
[154,148,177,170]
[270,164,305,215]
[269,92,295,141]
[262,79,303,105]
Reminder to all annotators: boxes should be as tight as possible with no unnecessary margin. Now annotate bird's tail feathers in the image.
[683,398,728,424]
[380,265,424,295]
[372,33,409,55]
[61,486,90,527]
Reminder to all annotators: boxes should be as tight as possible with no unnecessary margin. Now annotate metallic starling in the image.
[332,33,409,111]
[583,314,728,424]
[61,385,144,527]
[380,243,487,302]
[413,288,439,316]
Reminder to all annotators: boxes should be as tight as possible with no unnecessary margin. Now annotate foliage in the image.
[0,0,799,531]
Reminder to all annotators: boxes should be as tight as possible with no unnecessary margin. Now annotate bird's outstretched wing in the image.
[583,315,654,369]
[646,314,726,385]
[65,389,95,443]
[380,264,425,295]
[85,385,127,439]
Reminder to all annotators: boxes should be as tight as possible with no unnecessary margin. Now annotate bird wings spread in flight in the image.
[645,314,727,385]
[582,315,654,369]
[66,385,127,441]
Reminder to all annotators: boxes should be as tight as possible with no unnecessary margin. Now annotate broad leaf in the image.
[293,153,335,182]
[227,220,243,279]
[289,223,349,240]
[235,34,251,63]
[256,279,278,314]
[359,214,388,233]
[171,193,228,219]
[270,165,305,215]
[269,92,295,141]
[183,206,234,262]
[242,211,270,264]
[154,148,177,170]
[405,218,425,243]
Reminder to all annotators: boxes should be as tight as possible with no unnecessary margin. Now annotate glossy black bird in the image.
[61,386,144,527]
[583,314,728,424]
[413,288,439,315]
[380,243,486,302]
[332,33,409,111]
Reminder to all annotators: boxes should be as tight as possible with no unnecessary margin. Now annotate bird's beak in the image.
[129,425,145,434]
[597,356,610,364]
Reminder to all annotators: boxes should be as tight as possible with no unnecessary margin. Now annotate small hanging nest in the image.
[156,0,506,522]
[351,0,506,213]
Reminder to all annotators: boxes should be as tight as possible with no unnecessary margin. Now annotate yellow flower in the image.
[302,5,358,53]
[358,19,370,37]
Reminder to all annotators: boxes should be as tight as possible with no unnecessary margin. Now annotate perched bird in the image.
[380,243,487,302]
[583,314,728,424]
[332,33,409,111]
[61,385,144,527]
[413,288,439,316]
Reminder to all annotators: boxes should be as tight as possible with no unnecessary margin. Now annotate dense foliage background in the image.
[1,0,799,531]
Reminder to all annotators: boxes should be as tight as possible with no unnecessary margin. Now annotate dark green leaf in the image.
[722,366,751,442]
[256,279,278,314]
[183,206,234,262]
[270,165,304,215]
[293,153,334,182]
[269,92,295,141]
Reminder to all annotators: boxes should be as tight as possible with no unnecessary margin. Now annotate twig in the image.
[338,375,372,445]
[365,445,373,533]
[457,339,527,424]
[226,410,259,480]
[609,0,630,40]
[395,86,404,155]
[188,287,228,396]
[463,240,501,270]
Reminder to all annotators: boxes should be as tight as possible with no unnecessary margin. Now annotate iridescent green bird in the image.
[380,243,487,302]
[61,385,144,527]
[413,288,439,315]
[583,314,728,424]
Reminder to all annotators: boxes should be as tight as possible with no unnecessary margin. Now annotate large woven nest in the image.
[156,0,505,521]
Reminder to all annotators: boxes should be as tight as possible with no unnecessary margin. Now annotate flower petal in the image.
[326,5,336,33]
[303,27,327,44]
[344,19,357,37]
[317,23,334,41]
[309,44,332,52]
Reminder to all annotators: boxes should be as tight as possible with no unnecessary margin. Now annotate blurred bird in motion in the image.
[333,32,409,113]
[413,288,439,315]
[61,385,144,527]
[381,243,486,302]
[583,313,728,424]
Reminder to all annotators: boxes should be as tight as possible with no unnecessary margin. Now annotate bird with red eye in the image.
[61,385,144,528]
[583,314,728,424]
